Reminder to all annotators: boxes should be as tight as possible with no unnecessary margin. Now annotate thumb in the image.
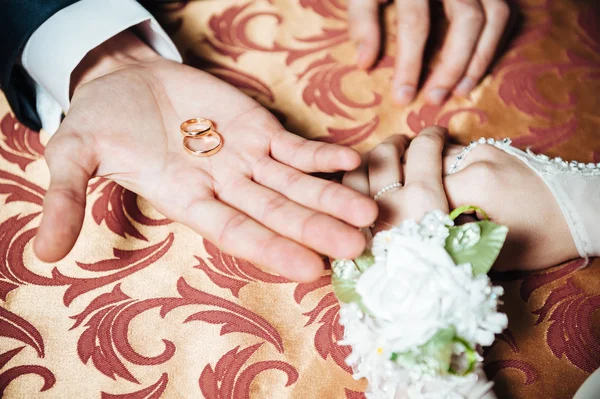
[444,163,493,220]
[34,127,98,262]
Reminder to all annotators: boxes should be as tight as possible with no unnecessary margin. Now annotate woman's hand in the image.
[347,0,511,105]
[34,30,378,282]
[442,142,578,271]
[343,128,579,271]
[343,126,449,233]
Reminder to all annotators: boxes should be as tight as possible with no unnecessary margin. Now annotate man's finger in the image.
[270,130,361,173]
[455,0,511,96]
[348,0,381,69]
[185,197,325,282]
[392,0,430,105]
[423,0,485,104]
[34,131,98,262]
[219,179,367,259]
[253,157,378,227]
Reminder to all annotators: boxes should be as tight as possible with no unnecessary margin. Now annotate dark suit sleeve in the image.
[0,0,80,131]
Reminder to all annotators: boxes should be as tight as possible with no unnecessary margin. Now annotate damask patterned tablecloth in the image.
[1,0,599,398]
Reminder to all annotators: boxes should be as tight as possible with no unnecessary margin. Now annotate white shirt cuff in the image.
[21,0,182,134]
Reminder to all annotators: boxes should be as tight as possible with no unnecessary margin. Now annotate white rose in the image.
[356,235,471,352]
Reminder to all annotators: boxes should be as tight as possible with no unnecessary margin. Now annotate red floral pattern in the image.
[0,0,599,398]
[199,344,298,399]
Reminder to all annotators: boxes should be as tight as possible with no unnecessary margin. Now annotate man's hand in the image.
[348,0,511,105]
[34,30,378,282]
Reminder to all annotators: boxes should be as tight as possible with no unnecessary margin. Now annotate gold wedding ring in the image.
[180,118,223,157]
[180,118,213,137]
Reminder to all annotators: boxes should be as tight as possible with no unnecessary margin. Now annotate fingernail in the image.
[427,87,449,105]
[455,77,476,95]
[393,84,416,105]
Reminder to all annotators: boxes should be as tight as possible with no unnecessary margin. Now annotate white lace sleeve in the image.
[449,138,600,259]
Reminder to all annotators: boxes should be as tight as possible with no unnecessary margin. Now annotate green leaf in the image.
[448,336,477,376]
[420,328,456,372]
[354,249,375,273]
[393,328,456,373]
[449,205,489,221]
[445,221,508,276]
[331,274,369,312]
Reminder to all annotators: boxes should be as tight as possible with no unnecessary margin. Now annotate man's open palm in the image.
[35,57,377,282]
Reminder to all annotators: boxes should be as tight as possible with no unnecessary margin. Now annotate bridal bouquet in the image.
[332,208,509,399]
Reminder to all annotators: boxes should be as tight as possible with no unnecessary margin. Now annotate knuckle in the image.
[313,142,329,164]
[255,155,271,169]
[369,143,398,163]
[300,213,322,245]
[398,9,428,32]
[415,130,444,148]
[487,1,511,24]
[317,181,339,206]
[50,186,86,209]
[45,134,75,159]
[457,1,485,26]
[469,143,502,161]
[217,213,248,247]
[406,180,437,197]
[284,170,305,191]
[464,161,500,188]
[287,138,310,167]
[260,195,288,220]
[252,155,271,176]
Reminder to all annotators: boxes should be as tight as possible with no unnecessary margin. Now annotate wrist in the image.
[70,29,162,95]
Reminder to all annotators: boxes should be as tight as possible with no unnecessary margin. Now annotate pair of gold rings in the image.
[180,118,223,157]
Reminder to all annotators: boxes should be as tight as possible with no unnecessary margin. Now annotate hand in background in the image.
[343,127,578,272]
[34,30,378,282]
[347,0,511,105]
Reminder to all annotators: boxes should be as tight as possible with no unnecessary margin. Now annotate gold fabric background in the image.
[1,0,599,398]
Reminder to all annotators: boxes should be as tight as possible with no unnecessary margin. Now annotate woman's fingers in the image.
[368,135,408,197]
[392,0,430,105]
[404,128,445,186]
[218,179,367,260]
[423,0,485,104]
[402,126,449,218]
[455,0,511,96]
[348,0,382,69]
[252,157,378,228]
[342,155,370,196]
[367,135,409,232]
